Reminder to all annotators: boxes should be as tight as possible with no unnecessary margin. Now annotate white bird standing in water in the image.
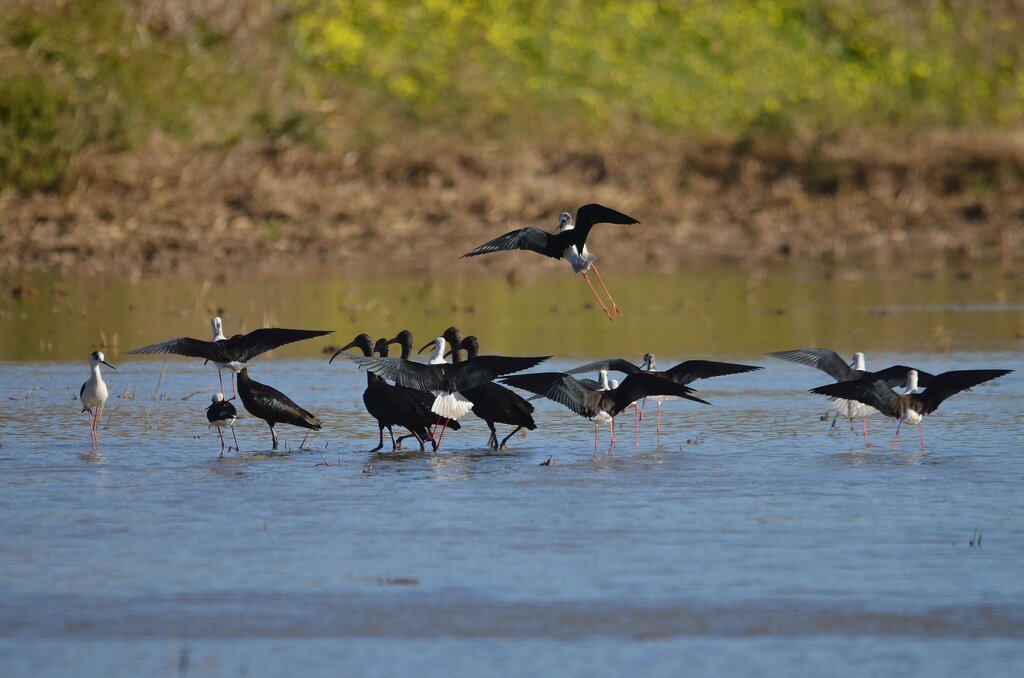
[80,350,116,447]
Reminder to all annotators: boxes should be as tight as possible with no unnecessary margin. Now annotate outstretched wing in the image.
[809,378,899,416]
[127,337,215,360]
[232,328,333,363]
[344,355,449,392]
[564,358,642,376]
[664,360,762,385]
[768,348,858,382]
[569,203,640,250]
[609,373,709,415]
[502,372,598,418]
[460,227,558,259]
[917,369,1012,415]
[452,355,552,391]
[872,365,936,389]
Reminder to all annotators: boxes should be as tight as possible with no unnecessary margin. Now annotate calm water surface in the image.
[1,267,1022,676]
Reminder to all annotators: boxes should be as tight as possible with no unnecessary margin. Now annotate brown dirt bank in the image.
[2,131,1023,278]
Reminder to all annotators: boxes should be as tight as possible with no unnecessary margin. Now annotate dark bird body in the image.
[810,368,1011,446]
[502,371,708,452]
[768,348,934,436]
[128,316,331,398]
[237,367,321,450]
[386,329,461,439]
[456,336,537,450]
[330,334,439,452]
[460,203,639,319]
[206,393,239,457]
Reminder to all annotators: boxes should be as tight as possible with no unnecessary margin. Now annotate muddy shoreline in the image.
[2,132,1023,278]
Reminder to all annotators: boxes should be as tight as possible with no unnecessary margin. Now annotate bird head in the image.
[332,333,373,362]
[211,317,226,341]
[373,338,390,358]
[852,352,866,370]
[89,351,116,370]
[642,353,655,370]
[557,211,573,231]
[459,336,480,360]
[419,336,445,356]
[212,393,225,403]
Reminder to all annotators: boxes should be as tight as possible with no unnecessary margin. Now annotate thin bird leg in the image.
[918,424,925,448]
[581,272,614,320]
[218,369,226,396]
[634,403,639,448]
[862,417,868,438]
[594,423,599,456]
[589,263,621,316]
[894,419,903,442]
[610,420,616,446]
[434,418,450,451]
[499,426,522,450]
[657,402,662,439]
[216,426,226,458]
[229,425,239,452]
[849,416,855,433]
[387,426,397,451]
[639,397,646,422]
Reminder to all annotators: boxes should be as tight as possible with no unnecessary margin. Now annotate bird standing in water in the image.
[80,351,116,447]
[206,393,239,458]
[237,367,322,450]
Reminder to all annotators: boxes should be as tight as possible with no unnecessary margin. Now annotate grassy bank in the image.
[2,1,1024,193]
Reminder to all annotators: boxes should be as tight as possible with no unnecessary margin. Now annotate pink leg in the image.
[590,264,621,316]
[581,273,613,320]
[610,420,616,446]
[216,427,226,458]
[862,417,868,438]
[434,418,450,451]
[918,425,925,448]
[657,402,662,439]
[230,425,240,452]
[594,423,599,456]
[634,404,639,448]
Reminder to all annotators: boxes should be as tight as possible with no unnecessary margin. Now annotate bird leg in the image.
[828,412,839,436]
[918,424,926,448]
[657,402,662,439]
[634,403,639,448]
[499,426,522,451]
[609,420,616,447]
[216,426,226,458]
[581,272,614,320]
[590,263,621,316]
[862,417,868,438]
[229,425,239,453]
[371,424,385,453]
[270,424,279,450]
[434,418,451,451]
[387,426,397,451]
[594,423,599,456]
[487,422,498,450]
[893,419,903,443]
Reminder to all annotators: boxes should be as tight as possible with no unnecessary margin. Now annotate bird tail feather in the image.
[432,393,474,420]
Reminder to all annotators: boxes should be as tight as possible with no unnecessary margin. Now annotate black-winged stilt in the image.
[502,371,708,454]
[384,329,461,448]
[206,393,239,458]
[128,317,331,399]
[768,348,933,437]
[460,203,639,320]
[80,350,115,447]
[236,367,322,450]
[809,368,1011,447]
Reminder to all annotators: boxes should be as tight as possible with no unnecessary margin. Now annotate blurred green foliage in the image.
[299,0,1024,136]
[2,0,1022,192]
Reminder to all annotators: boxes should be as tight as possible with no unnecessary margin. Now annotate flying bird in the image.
[461,203,639,319]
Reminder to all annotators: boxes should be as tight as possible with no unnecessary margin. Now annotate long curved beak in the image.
[443,348,453,358]
[386,336,401,345]
[329,339,360,364]
[102,360,117,370]
[418,340,435,355]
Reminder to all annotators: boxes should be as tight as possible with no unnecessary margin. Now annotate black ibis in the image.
[80,351,115,447]
[236,367,322,450]
[330,334,437,452]
[454,335,537,450]
[127,317,332,399]
[460,203,639,320]
[810,368,1011,447]
[206,393,239,458]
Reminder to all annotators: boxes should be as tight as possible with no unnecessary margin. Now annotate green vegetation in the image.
[2,0,1023,192]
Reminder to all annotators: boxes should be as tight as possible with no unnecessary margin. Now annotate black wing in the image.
[916,369,1012,415]
[345,355,452,392]
[809,378,900,415]
[232,328,333,363]
[568,203,640,251]
[664,360,762,385]
[502,372,599,418]
[127,336,215,360]
[768,348,858,382]
[606,373,709,416]
[872,365,936,389]
[451,355,552,391]
[460,227,558,260]
[564,358,642,376]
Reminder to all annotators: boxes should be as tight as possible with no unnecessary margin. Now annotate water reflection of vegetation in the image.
[1,265,1021,363]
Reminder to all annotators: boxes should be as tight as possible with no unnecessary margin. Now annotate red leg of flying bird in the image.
[590,263,621,316]
[581,273,614,320]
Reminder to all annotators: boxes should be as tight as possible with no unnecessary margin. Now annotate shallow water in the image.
[1,268,1023,675]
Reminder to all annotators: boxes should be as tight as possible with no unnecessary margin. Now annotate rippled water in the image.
[1,351,1023,676]
[1,268,1023,675]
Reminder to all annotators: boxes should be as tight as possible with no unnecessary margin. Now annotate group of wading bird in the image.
[78,204,1012,455]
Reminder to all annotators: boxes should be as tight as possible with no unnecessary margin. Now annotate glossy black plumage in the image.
[502,372,709,420]
[810,369,1012,421]
[129,324,332,367]
[457,336,537,450]
[384,329,461,435]
[332,334,437,452]
[237,367,321,450]
[460,203,638,262]
[566,355,762,385]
